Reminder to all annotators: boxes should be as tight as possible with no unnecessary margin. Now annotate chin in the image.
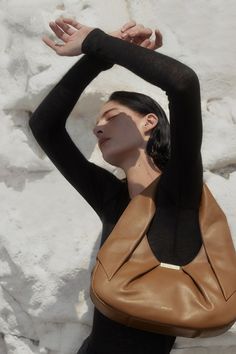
[103,156,120,168]
[101,151,123,168]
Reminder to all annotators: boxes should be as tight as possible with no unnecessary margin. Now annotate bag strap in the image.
[196,183,236,300]
[97,175,160,280]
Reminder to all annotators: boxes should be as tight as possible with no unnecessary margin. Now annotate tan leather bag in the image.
[90,176,236,338]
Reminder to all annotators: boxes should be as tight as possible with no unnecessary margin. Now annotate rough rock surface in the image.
[0,0,235,353]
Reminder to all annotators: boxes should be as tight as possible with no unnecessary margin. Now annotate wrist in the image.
[82,28,114,70]
[81,28,107,54]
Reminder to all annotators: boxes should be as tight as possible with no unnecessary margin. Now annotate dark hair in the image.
[108,91,170,171]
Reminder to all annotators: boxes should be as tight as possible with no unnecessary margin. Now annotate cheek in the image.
[106,118,145,151]
[109,135,143,155]
[120,127,144,147]
[114,120,141,139]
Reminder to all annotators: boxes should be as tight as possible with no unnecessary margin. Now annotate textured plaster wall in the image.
[0,0,235,353]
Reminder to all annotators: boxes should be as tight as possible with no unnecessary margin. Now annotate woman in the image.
[29,17,203,354]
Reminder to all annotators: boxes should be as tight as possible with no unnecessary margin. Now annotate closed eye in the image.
[107,114,119,120]
[94,114,119,128]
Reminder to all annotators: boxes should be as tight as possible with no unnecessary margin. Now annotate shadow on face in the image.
[92,101,152,169]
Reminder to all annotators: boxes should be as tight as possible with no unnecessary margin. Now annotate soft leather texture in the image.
[90,176,236,338]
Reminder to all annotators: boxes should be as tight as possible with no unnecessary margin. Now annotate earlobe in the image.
[144,113,158,129]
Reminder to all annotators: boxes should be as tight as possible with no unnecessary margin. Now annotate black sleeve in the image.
[81,29,203,209]
[29,54,123,220]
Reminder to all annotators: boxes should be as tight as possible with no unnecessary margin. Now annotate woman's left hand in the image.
[42,17,95,56]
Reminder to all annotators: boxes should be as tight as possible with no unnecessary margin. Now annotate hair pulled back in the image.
[108,91,170,171]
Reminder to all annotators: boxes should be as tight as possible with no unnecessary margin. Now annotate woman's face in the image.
[93,100,149,167]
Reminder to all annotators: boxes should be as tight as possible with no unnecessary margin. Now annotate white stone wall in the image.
[0,0,235,353]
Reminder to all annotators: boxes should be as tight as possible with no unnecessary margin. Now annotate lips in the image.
[99,138,110,148]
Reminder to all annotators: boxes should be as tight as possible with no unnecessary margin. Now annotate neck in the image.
[121,149,162,199]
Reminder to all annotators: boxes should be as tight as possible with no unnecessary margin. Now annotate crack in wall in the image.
[0,168,52,191]
[210,164,236,179]
[0,331,39,346]
[0,256,38,342]
[0,332,7,354]
[0,283,35,326]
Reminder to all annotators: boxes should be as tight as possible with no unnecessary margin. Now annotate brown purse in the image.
[90,175,236,338]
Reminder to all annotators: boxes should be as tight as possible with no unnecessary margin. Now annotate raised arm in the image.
[29,54,122,220]
[45,17,203,208]
[29,20,157,220]
[80,28,203,209]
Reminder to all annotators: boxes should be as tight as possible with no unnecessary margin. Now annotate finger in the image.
[42,35,65,54]
[145,30,163,50]
[155,29,163,48]
[125,24,146,33]
[125,29,153,46]
[147,40,160,50]
[146,40,156,50]
[49,21,70,42]
[61,17,84,30]
[123,26,152,39]
[140,39,151,48]
[121,20,136,32]
[55,17,77,35]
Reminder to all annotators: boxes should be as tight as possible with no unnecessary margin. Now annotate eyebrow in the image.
[96,108,118,123]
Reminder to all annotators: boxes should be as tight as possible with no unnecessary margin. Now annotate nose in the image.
[93,122,104,138]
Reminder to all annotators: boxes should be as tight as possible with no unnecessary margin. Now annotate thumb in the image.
[155,29,163,47]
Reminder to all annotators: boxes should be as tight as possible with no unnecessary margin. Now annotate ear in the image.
[143,113,159,134]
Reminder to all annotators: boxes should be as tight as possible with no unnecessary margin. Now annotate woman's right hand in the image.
[110,20,163,50]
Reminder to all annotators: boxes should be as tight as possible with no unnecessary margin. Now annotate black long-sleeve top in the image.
[29,29,203,354]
